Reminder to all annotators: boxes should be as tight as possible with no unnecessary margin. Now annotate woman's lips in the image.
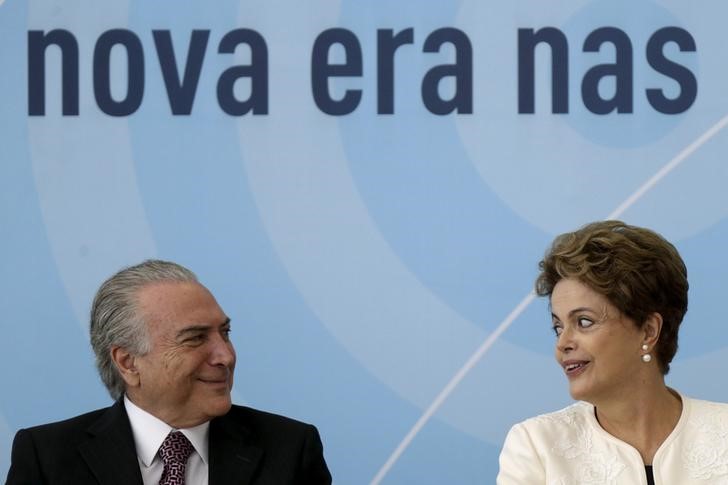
[562,360,590,377]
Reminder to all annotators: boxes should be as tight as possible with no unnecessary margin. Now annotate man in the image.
[6,260,332,484]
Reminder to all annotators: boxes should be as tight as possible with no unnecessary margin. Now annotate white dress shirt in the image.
[124,395,210,485]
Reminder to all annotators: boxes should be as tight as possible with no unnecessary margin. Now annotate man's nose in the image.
[210,333,236,367]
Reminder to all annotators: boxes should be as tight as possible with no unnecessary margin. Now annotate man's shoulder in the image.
[213,404,322,446]
[19,405,113,437]
[222,404,317,433]
[9,403,123,463]
[210,405,331,483]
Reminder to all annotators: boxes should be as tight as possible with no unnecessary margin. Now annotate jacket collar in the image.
[78,399,144,485]
[76,400,262,485]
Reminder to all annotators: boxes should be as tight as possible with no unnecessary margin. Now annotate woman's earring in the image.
[641,344,652,363]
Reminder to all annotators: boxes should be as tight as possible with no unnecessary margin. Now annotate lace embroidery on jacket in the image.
[683,402,728,481]
[536,403,626,485]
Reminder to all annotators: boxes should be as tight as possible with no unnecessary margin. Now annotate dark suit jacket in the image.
[5,400,332,485]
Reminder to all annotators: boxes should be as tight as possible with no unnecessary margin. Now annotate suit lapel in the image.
[77,399,144,485]
[209,411,263,485]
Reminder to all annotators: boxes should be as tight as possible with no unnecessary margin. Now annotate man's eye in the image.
[577,317,594,328]
[221,328,231,340]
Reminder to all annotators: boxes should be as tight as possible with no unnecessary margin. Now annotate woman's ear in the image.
[642,312,663,348]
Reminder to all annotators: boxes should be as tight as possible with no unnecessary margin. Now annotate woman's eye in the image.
[552,324,563,337]
[577,317,594,328]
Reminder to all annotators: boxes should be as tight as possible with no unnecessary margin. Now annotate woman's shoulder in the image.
[682,395,728,430]
[507,401,595,446]
[503,402,606,468]
[685,395,728,412]
[518,401,593,429]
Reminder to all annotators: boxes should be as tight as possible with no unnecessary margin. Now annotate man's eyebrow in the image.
[176,318,231,338]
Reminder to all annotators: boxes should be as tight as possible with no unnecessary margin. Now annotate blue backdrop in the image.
[3,0,728,483]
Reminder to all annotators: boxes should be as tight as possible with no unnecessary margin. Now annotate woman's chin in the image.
[568,384,590,402]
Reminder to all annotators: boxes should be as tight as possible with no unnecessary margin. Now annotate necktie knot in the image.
[158,431,194,485]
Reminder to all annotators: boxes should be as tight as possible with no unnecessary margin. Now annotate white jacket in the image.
[497,394,728,484]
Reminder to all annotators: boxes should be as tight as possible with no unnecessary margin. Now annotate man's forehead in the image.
[136,280,223,324]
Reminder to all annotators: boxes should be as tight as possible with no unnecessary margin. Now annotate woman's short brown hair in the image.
[535,220,688,374]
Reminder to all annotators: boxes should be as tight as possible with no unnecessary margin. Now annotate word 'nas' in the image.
[518,26,696,114]
[27,25,696,117]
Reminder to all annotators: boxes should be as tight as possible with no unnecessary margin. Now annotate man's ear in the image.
[642,312,663,348]
[110,346,140,388]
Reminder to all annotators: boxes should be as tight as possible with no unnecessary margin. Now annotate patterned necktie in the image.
[158,431,194,485]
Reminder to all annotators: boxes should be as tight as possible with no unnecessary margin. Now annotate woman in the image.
[497,220,728,485]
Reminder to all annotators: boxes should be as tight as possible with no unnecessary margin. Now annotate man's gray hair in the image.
[90,259,198,400]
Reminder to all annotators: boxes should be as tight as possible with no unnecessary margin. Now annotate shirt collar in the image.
[123,395,210,467]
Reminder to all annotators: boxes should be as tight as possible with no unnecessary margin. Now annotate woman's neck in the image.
[593,383,682,465]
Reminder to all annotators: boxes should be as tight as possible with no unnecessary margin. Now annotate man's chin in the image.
[197,381,233,414]
[203,396,233,419]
